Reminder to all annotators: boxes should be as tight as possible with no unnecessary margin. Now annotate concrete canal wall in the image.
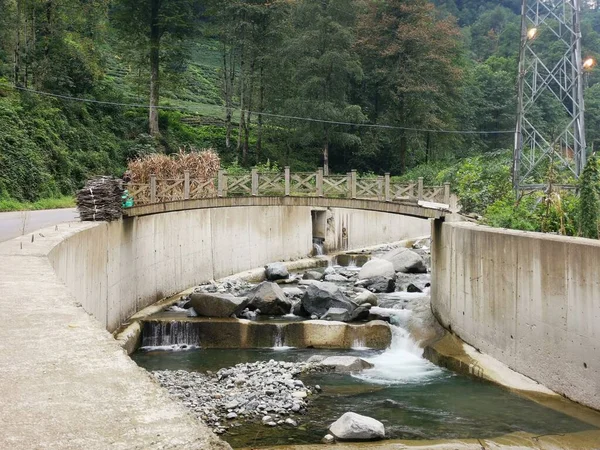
[431,221,600,410]
[48,205,430,332]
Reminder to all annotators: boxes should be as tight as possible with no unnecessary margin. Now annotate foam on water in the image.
[354,309,443,385]
[139,344,200,352]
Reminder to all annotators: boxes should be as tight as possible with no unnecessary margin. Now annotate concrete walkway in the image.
[0,208,79,242]
[0,224,230,449]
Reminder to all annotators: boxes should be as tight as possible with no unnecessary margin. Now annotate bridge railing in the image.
[126,167,450,206]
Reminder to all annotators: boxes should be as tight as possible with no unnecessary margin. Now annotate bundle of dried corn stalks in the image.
[127,147,220,183]
[76,176,124,222]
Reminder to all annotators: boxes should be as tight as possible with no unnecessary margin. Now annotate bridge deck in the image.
[123,196,447,220]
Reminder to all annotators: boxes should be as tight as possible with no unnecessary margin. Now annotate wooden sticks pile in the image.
[76,176,124,222]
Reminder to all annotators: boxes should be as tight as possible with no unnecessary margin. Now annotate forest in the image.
[2,0,600,234]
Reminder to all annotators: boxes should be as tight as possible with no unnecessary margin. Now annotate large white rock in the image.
[358,258,395,280]
[381,247,427,273]
[329,412,385,441]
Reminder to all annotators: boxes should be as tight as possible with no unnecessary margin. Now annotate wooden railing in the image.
[126,167,451,206]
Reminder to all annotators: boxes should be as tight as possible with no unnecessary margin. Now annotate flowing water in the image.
[133,307,594,447]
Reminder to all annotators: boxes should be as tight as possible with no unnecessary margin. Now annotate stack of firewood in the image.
[76,176,124,222]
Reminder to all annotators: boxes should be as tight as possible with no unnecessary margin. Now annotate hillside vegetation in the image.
[1,0,600,231]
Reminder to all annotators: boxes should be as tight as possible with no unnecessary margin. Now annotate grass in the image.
[0,196,76,212]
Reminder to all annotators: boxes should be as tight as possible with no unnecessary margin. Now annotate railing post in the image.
[284,166,290,196]
[418,177,424,201]
[384,173,391,202]
[183,170,190,200]
[351,170,357,199]
[377,176,384,201]
[217,169,224,197]
[444,182,451,205]
[346,172,352,198]
[317,167,324,197]
[150,174,157,203]
[251,168,258,196]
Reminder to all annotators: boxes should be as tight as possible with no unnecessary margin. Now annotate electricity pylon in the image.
[513,0,588,190]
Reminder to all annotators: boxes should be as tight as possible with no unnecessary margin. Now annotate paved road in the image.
[0,208,79,242]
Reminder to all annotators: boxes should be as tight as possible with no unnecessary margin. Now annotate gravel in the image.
[152,360,320,435]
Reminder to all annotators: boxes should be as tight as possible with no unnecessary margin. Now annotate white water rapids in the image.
[353,306,443,385]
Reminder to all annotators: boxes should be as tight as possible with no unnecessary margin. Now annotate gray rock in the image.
[324,266,336,275]
[265,262,289,281]
[329,412,385,441]
[225,400,239,409]
[301,282,354,317]
[363,276,395,293]
[246,282,292,315]
[226,412,238,419]
[190,292,249,317]
[350,304,371,321]
[303,271,323,281]
[381,247,427,273]
[283,287,304,299]
[307,355,327,364]
[324,274,348,283]
[322,434,335,444]
[321,307,351,322]
[285,418,298,427]
[292,300,309,317]
[319,356,374,373]
[298,279,320,286]
[406,283,423,293]
[358,258,395,280]
[354,290,378,306]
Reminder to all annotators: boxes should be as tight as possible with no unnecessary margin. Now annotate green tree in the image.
[579,153,600,239]
[356,0,465,173]
[112,0,203,136]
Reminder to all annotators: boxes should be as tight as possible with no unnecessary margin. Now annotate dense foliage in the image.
[1,0,600,236]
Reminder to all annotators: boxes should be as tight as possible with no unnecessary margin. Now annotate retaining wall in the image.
[49,205,429,332]
[431,221,600,410]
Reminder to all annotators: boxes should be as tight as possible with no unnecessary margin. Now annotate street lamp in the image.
[527,27,538,40]
[583,57,596,70]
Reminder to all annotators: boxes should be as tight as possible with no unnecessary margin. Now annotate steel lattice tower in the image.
[513,0,587,190]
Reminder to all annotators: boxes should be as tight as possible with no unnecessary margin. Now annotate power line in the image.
[0,82,514,135]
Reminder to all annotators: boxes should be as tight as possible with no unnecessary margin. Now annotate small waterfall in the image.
[140,321,200,351]
[272,323,292,351]
[353,309,442,384]
[312,237,325,256]
[351,334,368,350]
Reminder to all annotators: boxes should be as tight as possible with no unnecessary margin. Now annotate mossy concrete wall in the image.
[431,221,600,410]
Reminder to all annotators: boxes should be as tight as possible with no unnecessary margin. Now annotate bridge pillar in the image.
[251,168,258,196]
[317,168,324,197]
[384,173,391,202]
[285,167,290,196]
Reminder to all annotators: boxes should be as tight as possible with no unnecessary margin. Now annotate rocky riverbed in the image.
[152,360,322,435]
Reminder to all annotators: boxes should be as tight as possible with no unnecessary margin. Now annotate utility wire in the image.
[0,82,515,135]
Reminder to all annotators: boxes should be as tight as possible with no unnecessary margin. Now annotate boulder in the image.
[324,266,337,275]
[265,262,289,281]
[299,279,320,286]
[406,283,423,293]
[363,276,395,293]
[301,282,354,317]
[350,304,371,321]
[358,258,395,280]
[329,412,385,441]
[324,274,348,283]
[246,282,292,315]
[190,292,249,318]
[321,307,351,322]
[282,287,304,300]
[381,248,427,273]
[354,290,378,306]
[303,271,323,281]
[292,300,309,317]
[320,356,374,373]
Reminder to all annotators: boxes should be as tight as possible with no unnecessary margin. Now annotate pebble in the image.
[322,434,335,444]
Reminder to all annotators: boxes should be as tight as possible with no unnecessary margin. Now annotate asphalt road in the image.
[0,208,79,242]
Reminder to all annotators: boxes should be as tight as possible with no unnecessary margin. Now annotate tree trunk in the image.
[237,41,245,159]
[244,58,255,163]
[256,64,264,163]
[14,0,21,86]
[323,128,330,176]
[222,43,232,149]
[399,133,407,174]
[149,0,161,136]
